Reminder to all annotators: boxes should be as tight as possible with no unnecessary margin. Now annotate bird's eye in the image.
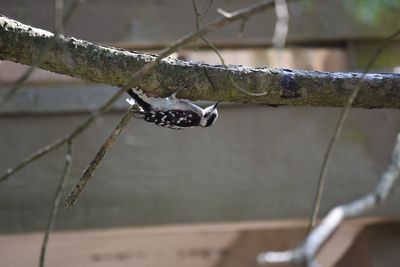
[205,114,217,127]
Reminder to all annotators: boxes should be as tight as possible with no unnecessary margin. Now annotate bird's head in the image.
[200,102,219,127]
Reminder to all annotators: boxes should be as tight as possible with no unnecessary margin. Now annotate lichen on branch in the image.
[1,14,400,108]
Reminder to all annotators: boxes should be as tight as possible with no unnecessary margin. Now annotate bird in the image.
[126,87,219,129]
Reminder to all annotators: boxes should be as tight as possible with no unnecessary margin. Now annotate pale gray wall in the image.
[1,0,400,234]
[1,84,399,233]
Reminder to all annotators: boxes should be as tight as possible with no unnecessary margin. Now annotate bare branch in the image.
[65,106,135,208]
[199,0,214,22]
[258,132,400,266]
[192,0,202,30]
[272,0,289,48]
[0,87,126,183]
[237,17,248,38]
[194,0,268,96]
[309,28,400,230]
[137,0,288,70]
[0,0,294,184]
[38,4,74,266]
[39,140,73,267]
[54,0,64,34]
[217,8,233,18]
[62,0,82,25]
[65,0,276,208]
[192,0,225,66]
[2,2,399,107]
[0,0,81,109]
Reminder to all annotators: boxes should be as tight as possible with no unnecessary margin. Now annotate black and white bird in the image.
[126,87,219,129]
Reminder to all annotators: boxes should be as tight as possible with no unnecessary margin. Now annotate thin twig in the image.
[217,8,233,18]
[54,0,64,34]
[258,132,400,266]
[309,28,400,230]
[193,0,268,96]
[62,0,82,25]
[0,0,81,109]
[39,140,73,267]
[192,0,202,29]
[199,0,214,22]
[65,106,135,207]
[156,0,286,61]
[191,0,226,65]
[38,4,70,266]
[237,17,248,38]
[4,12,398,105]
[0,85,127,183]
[272,0,289,48]
[63,0,295,207]
[0,0,286,183]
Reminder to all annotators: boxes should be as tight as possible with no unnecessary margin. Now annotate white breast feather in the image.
[149,97,203,116]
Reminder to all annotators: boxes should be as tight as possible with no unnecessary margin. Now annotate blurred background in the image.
[1,0,400,266]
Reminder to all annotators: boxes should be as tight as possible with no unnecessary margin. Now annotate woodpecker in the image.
[126,87,219,129]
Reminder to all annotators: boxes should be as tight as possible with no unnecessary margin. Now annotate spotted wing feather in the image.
[135,110,201,129]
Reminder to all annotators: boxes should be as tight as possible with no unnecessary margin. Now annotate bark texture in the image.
[1,15,400,108]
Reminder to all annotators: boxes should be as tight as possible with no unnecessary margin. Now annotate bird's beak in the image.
[212,102,219,110]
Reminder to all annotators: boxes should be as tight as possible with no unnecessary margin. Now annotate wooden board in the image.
[0,218,398,267]
[2,0,400,45]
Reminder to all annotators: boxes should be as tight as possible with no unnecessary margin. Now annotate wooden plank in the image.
[0,218,397,267]
[348,40,400,70]
[0,225,237,267]
[0,220,309,267]
[213,218,400,267]
[215,228,307,267]
[176,47,348,71]
[2,0,400,44]
[335,222,400,267]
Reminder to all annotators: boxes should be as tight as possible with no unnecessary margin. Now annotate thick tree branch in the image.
[1,14,400,108]
[309,29,400,230]
[0,0,81,109]
[0,1,290,183]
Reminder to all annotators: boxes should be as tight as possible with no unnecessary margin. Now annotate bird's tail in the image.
[126,87,152,111]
